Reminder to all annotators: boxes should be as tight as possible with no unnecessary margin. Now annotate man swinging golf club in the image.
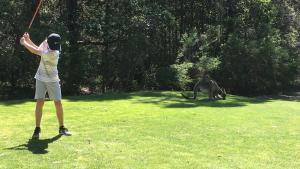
[20,32,71,139]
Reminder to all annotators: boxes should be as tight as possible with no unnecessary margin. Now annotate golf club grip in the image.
[28,0,43,29]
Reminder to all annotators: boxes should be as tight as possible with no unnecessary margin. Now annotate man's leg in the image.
[35,99,44,127]
[54,100,71,136]
[48,81,71,136]
[54,100,64,127]
[32,80,46,139]
[32,99,44,139]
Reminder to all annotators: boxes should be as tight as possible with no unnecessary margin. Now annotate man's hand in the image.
[20,32,41,55]
[23,32,30,40]
[20,37,25,46]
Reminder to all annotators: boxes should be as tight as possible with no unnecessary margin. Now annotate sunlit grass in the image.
[0,91,299,169]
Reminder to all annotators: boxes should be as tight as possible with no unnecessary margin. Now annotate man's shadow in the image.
[5,134,62,154]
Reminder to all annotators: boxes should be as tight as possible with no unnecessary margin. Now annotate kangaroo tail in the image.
[181,93,194,100]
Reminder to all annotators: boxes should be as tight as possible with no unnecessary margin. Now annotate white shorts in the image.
[35,79,62,101]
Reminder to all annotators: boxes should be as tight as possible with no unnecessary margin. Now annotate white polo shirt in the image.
[34,40,60,82]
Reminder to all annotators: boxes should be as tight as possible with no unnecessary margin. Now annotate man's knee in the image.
[54,100,62,106]
[36,99,44,105]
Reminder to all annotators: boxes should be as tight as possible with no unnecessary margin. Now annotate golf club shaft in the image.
[28,0,42,29]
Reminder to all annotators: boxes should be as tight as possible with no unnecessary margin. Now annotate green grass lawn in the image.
[0,91,300,169]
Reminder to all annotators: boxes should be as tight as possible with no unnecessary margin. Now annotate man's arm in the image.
[20,37,42,56]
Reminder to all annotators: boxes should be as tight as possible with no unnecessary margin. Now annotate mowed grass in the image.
[0,91,300,169]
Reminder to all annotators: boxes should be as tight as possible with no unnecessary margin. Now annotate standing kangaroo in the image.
[181,77,226,100]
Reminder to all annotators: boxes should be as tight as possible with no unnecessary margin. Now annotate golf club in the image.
[28,0,43,29]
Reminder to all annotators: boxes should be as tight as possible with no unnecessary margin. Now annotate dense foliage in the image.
[1,0,300,98]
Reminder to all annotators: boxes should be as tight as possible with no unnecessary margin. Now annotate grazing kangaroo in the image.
[181,77,226,100]
[208,79,226,100]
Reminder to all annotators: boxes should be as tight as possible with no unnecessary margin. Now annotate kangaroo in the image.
[181,77,226,100]
[208,80,226,100]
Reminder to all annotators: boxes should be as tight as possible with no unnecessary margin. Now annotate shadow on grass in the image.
[64,92,133,102]
[66,91,271,108]
[133,91,271,108]
[0,99,36,106]
[5,134,62,154]
[256,93,300,102]
[2,91,298,107]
